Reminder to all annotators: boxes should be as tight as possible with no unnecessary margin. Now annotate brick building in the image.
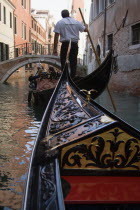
[87,0,140,95]
[31,16,47,55]
[31,9,55,54]
[71,0,84,21]
[12,0,32,56]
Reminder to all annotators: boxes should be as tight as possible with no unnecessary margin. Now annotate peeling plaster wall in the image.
[88,0,140,95]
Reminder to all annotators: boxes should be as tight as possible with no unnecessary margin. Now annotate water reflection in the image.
[0,207,12,210]
[96,90,140,131]
[0,79,45,210]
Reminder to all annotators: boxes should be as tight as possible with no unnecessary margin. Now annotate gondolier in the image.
[53,9,88,78]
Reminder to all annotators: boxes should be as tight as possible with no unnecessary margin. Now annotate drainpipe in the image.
[103,0,107,57]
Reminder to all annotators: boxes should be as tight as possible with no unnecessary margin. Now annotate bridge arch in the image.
[0,55,61,83]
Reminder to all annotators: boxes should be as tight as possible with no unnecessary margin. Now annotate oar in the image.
[79,8,116,112]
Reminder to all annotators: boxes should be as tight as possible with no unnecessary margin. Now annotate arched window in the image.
[96,44,101,58]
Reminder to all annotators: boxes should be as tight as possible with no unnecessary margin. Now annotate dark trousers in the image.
[60,41,78,78]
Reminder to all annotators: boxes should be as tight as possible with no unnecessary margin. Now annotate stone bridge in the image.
[0,55,61,83]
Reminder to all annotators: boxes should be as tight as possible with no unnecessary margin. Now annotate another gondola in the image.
[75,49,113,99]
[28,50,113,106]
[23,63,140,210]
[28,70,60,106]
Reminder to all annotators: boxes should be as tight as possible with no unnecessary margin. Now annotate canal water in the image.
[0,78,140,210]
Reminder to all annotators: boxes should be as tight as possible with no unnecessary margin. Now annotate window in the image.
[107,0,115,6]
[32,39,35,51]
[29,29,31,42]
[91,0,106,20]
[96,45,101,57]
[24,24,26,39]
[0,43,9,61]
[32,20,33,28]
[22,22,26,40]
[0,42,4,61]
[24,0,26,9]
[14,16,17,34]
[109,0,115,4]
[3,6,6,24]
[22,0,26,9]
[89,47,92,62]
[5,44,9,60]
[34,23,36,31]
[96,0,99,16]
[15,48,19,57]
[10,12,12,28]
[22,48,24,55]
[100,0,105,12]
[132,23,140,45]
[107,34,113,50]
[89,0,94,22]
[22,23,24,38]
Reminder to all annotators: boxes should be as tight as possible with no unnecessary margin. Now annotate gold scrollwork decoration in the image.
[61,127,140,171]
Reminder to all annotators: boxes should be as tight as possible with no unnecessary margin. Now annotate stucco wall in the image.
[88,0,140,57]
[87,0,140,95]
[12,0,31,45]
[109,69,140,96]
[0,0,15,49]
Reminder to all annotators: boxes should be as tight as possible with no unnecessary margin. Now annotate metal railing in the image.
[9,43,54,59]
[0,43,60,62]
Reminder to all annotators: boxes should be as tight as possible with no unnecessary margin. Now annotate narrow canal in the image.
[0,77,140,210]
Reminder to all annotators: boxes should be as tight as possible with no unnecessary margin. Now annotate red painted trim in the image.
[62,176,140,204]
